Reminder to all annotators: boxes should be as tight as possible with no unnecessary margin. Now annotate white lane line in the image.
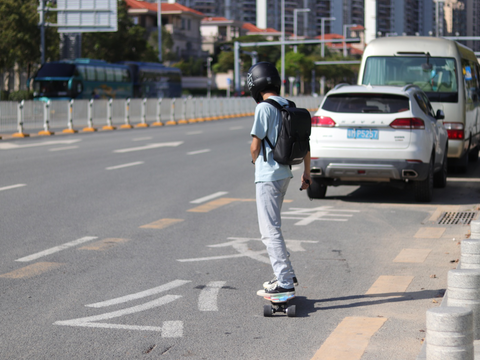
[0,139,81,150]
[49,146,79,152]
[114,141,183,153]
[106,161,144,170]
[198,281,226,311]
[86,280,191,308]
[0,184,26,192]
[161,321,183,338]
[447,177,480,182]
[187,149,211,155]
[132,137,153,141]
[190,191,228,204]
[187,131,203,135]
[15,236,98,262]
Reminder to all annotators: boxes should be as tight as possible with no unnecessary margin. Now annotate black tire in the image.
[306,178,327,199]
[263,305,273,317]
[469,146,479,163]
[433,148,448,188]
[286,305,296,317]
[457,150,469,173]
[413,157,434,202]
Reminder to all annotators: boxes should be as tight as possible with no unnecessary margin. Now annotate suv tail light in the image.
[390,118,425,129]
[443,122,464,139]
[312,116,336,127]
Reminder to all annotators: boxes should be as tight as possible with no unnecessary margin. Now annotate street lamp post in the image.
[157,0,162,62]
[207,57,213,98]
[320,17,335,58]
[293,8,310,53]
[343,24,358,57]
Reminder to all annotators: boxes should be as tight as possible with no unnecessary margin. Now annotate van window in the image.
[322,94,410,113]
[362,56,458,102]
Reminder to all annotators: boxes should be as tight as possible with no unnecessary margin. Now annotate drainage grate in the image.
[438,212,478,225]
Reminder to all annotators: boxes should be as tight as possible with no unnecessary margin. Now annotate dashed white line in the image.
[132,137,153,141]
[114,141,183,153]
[0,184,26,192]
[106,161,144,170]
[187,149,211,155]
[16,236,98,262]
[198,281,226,311]
[190,191,228,204]
[187,131,203,135]
[49,146,79,152]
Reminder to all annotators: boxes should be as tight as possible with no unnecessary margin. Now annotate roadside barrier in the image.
[471,220,480,239]
[461,239,480,269]
[0,96,322,136]
[426,307,474,360]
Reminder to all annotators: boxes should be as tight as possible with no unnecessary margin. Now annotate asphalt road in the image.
[0,117,479,360]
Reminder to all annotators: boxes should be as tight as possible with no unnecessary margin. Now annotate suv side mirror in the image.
[435,109,445,120]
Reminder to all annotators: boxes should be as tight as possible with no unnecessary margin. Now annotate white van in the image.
[358,36,480,171]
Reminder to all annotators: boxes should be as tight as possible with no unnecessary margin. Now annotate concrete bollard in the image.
[447,269,480,339]
[461,239,480,269]
[471,220,480,239]
[426,307,474,360]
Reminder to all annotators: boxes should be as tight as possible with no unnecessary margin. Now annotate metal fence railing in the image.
[0,96,322,137]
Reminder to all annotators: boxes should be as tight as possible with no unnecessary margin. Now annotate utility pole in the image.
[157,0,162,62]
[40,0,46,64]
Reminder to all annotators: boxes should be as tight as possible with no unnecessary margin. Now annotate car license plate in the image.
[347,128,379,140]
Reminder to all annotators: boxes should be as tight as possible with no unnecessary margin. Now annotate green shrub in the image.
[8,90,34,101]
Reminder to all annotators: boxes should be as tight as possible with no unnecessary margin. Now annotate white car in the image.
[308,84,448,202]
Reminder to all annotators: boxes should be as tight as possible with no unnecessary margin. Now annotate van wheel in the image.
[433,148,448,188]
[307,178,327,199]
[413,158,433,202]
[469,146,479,162]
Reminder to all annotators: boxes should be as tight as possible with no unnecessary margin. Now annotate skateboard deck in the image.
[257,291,296,317]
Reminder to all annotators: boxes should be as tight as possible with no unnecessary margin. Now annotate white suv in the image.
[308,84,448,202]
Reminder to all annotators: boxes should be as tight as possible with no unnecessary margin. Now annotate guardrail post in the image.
[136,98,149,128]
[39,100,54,135]
[426,307,474,360]
[103,98,116,130]
[152,98,163,126]
[63,99,77,133]
[120,98,133,129]
[178,97,188,124]
[471,220,480,239]
[166,98,177,125]
[12,100,29,138]
[188,97,197,123]
[83,99,97,132]
[197,98,205,122]
[461,239,480,269]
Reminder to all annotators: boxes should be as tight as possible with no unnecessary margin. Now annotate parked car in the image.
[308,84,448,202]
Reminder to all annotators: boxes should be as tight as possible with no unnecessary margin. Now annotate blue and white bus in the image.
[32,59,182,101]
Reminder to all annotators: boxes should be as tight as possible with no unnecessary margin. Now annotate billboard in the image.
[56,0,117,33]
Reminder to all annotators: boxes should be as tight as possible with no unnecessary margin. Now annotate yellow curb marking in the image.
[0,262,64,279]
[365,275,414,295]
[79,238,129,251]
[140,218,184,229]
[393,248,432,263]
[414,227,446,239]
[187,198,256,213]
[311,316,387,360]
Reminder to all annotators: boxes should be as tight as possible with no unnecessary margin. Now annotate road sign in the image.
[55,0,118,33]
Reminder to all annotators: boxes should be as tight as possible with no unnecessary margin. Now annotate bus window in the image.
[87,66,96,81]
[96,67,106,81]
[122,69,130,82]
[106,68,114,81]
[36,63,75,78]
[114,68,123,82]
[462,59,477,101]
[77,65,86,79]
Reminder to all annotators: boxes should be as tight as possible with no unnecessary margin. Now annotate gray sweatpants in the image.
[255,178,295,289]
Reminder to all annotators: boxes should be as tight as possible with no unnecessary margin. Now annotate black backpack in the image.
[262,99,311,165]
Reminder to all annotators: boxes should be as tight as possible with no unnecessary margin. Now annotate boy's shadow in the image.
[289,289,445,318]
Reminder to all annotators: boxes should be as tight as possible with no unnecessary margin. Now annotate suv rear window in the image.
[322,94,410,113]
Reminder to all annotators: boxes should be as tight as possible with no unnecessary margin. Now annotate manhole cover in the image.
[438,212,477,225]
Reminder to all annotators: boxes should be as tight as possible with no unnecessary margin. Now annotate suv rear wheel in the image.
[307,178,327,199]
[433,148,447,188]
[413,157,433,202]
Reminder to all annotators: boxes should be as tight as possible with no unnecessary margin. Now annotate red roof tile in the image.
[125,0,204,16]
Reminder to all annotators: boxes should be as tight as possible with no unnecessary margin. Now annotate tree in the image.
[82,0,158,62]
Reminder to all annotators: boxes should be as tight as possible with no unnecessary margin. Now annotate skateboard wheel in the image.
[286,305,296,317]
[264,304,273,317]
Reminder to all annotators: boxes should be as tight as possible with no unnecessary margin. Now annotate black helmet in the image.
[246,62,281,103]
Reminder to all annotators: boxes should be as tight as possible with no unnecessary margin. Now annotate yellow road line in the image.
[79,238,129,251]
[414,227,446,239]
[365,275,414,295]
[140,218,184,229]
[0,262,63,279]
[393,248,432,263]
[187,198,255,213]
[311,316,387,360]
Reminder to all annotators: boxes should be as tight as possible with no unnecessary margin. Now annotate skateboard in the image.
[257,291,296,317]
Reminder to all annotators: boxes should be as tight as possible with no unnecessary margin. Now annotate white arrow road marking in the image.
[54,295,182,333]
[0,184,26,192]
[177,237,318,263]
[86,280,191,308]
[198,281,226,311]
[282,206,360,225]
[0,139,81,150]
[187,149,210,155]
[16,236,98,262]
[113,141,183,153]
